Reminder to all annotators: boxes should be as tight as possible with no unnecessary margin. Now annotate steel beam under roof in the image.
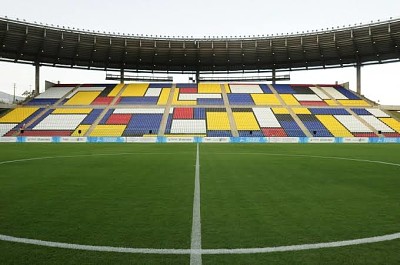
[1,17,400,73]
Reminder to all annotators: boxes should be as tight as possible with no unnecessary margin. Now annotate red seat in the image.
[383,132,400,137]
[353,132,377,137]
[92,97,114,105]
[17,130,73,136]
[180,88,197,93]
[173,108,193,119]
[106,114,132,125]
[262,128,287,137]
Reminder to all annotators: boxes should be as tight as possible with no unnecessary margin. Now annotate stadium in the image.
[0,1,400,264]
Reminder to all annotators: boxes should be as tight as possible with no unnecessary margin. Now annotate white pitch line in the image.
[0,234,189,254]
[190,143,202,265]
[200,232,400,254]
[0,152,193,165]
[210,152,400,168]
[0,232,399,255]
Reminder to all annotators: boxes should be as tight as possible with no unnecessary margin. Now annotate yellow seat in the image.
[380,118,400,133]
[207,112,231,130]
[157,88,171,105]
[338,100,370,107]
[71,125,91,136]
[280,94,300,106]
[90,125,126,136]
[0,107,39,123]
[65,91,101,105]
[292,108,311,114]
[53,108,92,114]
[251,94,280,105]
[272,108,290,114]
[120,83,149,97]
[316,115,353,137]
[172,89,196,106]
[325,100,339,106]
[198,83,222,93]
[233,112,260,130]
[108,84,125,97]
[224,83,231,93]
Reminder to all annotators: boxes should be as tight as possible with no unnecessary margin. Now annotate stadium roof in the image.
[0,17,399,73]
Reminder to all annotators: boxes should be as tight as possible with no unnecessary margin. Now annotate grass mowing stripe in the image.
[190,143,202,265]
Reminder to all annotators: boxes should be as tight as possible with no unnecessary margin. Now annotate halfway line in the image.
[190,143,202,265]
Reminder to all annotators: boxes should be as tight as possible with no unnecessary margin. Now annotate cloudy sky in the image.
[0,0,399,104]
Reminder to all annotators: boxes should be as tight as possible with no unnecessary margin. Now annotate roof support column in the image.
[35,62,40,96]
[272,68,276,84]
[120,68,125,84]
[356,63,361,95]
[195,71,200,84]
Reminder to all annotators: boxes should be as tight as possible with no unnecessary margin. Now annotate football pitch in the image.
[0,143,399,264]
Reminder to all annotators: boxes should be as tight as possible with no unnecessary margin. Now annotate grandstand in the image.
[0,16,399,141]
[1,83,399,138]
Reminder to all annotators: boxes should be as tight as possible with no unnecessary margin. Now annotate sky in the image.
[0,0,399,104]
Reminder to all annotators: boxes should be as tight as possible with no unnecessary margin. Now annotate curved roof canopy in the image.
[0,17,399,73]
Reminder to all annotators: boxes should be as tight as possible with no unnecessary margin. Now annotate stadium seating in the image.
[0,107,40,123]
[26,86,75,106]
[297,114,333,137]
[207,112,231,131]
[91,125,126,137]
[0,123,17,136]
[334,115,375,136]
[252,94,280,105]
[34,114,87,130]
[315,115,353,137]
[0,83,399,138]
[173,84,225,106]
[275,114,306,137]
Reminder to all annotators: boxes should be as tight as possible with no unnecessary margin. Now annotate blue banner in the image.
[2,136,400,144]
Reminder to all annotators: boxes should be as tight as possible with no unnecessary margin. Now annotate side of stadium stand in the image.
[1,83,399,138]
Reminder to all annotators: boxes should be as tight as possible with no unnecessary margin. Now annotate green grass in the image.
[0,143,400,264]
[389,110,400,120]
[200,144,400,264]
